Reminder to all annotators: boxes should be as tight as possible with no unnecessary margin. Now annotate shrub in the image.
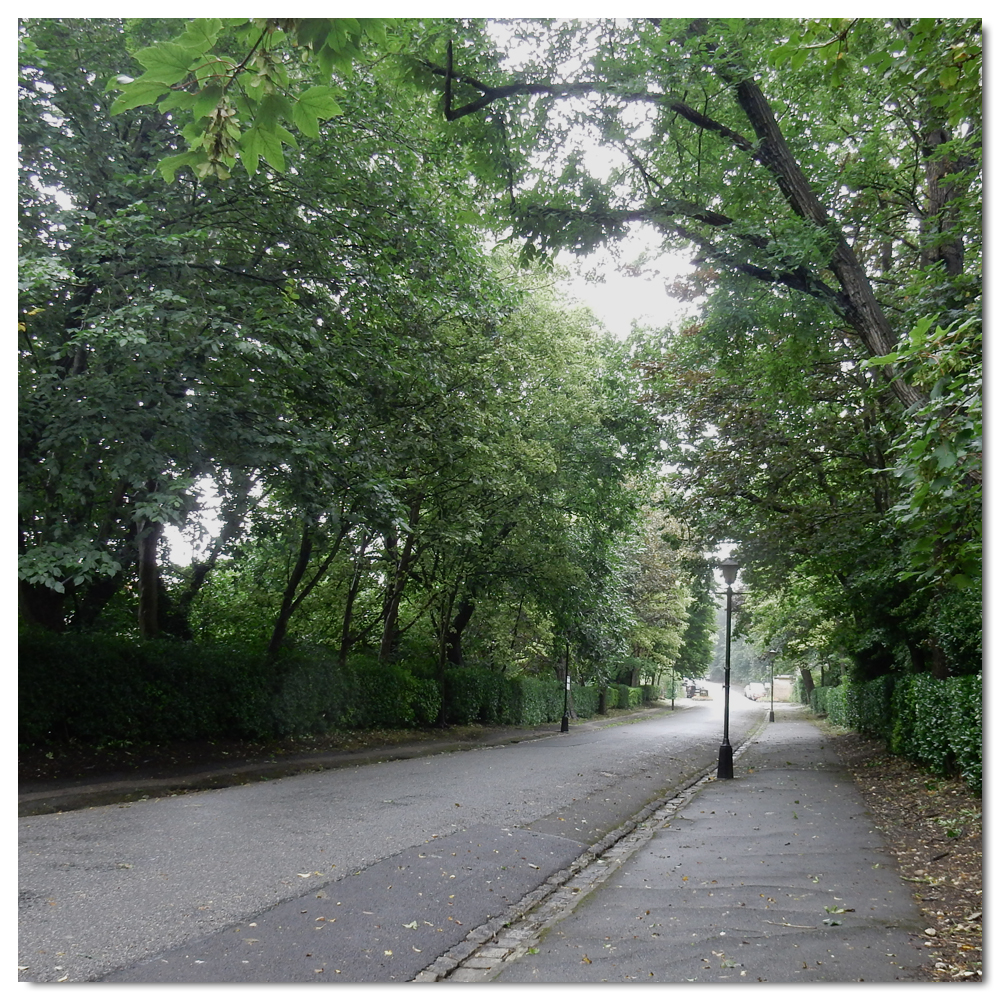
[19,630,277,744]
[948,674,982,795]
[818,669,981,796]
[340,659,441,729]
[18,630,446,745]
[507,675,564,726]
[823,683,850,727]
[810,685,844,718]
[571,683,599,719]
[847,672,896,742]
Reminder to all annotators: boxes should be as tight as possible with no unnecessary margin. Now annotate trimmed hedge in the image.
[809,673,981,795]
[614,683,643,709]
[19,630,659,748]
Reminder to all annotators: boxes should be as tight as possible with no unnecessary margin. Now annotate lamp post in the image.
[561,642,570,733]
[767,649,779,723]
[717,557,740,779]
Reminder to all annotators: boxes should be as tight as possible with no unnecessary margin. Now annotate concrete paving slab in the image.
[490,710,929,984]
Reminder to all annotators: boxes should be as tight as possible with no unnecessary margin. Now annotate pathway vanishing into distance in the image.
[19,686,764,983]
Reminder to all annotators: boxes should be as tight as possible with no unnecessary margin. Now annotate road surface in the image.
[19,684,765,982]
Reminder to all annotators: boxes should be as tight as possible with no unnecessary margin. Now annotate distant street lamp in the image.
[767,649,780,723]
[717,557,740,779]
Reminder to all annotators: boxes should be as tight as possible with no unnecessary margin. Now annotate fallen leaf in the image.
[404,921,418,929]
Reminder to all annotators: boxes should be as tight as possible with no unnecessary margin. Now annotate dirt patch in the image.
[826,726,982,982]
[17,725,495,788]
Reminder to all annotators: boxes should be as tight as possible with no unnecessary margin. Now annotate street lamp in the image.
[767,649,780,723]
[561,642,570,733]
[717,557,740,779]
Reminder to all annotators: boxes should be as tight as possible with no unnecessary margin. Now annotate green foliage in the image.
[845,673,896,742]
[20,17,981,727]
[821,683,850,728]
[507,675,565,728]
[341,657,442,730]
[19,629,272,743]
[809,685,836,717]
[442,666,513,726]
[820,673,981,795]
[769,18,982,125]
[107,17,391,180]
[946,674,983,795]
[571,683,599,719]
[864,315,982,589]
[614,683,643,710]
[888,674,981,794]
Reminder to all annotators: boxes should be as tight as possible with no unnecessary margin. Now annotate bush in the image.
[948,674,983,795]
[20,629,688,754]
[823,683,850,727]
[339,658,441,729]
[19,630,276,744]
[813,669,981,796]
[846,672,896,742]
[442,666,513,725]
[508,675,564,727]
[571,683,599,718]
[810,685,840,717]
[18,630,446,745]
[617,684,642,708]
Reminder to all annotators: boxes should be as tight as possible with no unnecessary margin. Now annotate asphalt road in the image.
[19,685,766,983]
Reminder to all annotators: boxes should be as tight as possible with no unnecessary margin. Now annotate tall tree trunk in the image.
[445,597,476,666]
[798,665,815,702]
[136,518,163,640]
[734,79,927,412]
[173,470,253,631]
[338,530,369,667]
[267,521,313,663]
[378,495,422,664]
[267,519,347,663]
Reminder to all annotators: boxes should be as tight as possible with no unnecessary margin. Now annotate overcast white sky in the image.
[558,229,695,339]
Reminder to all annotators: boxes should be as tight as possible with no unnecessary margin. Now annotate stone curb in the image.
[410,724,764,982]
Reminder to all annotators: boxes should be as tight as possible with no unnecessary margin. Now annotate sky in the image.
[559,228,695,340]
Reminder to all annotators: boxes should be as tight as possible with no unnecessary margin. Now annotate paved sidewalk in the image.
[465,705,929,984]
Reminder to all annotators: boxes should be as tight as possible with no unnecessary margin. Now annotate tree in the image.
[111,17,981,589]
[22,17,979,691]
[18,17,514,639]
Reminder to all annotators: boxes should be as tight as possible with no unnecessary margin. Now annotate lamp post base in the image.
[560,715,569,733]
[717,743,734,779]
[768,709,775,722]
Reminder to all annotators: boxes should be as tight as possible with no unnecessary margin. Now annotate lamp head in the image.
[720,557,740,587]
